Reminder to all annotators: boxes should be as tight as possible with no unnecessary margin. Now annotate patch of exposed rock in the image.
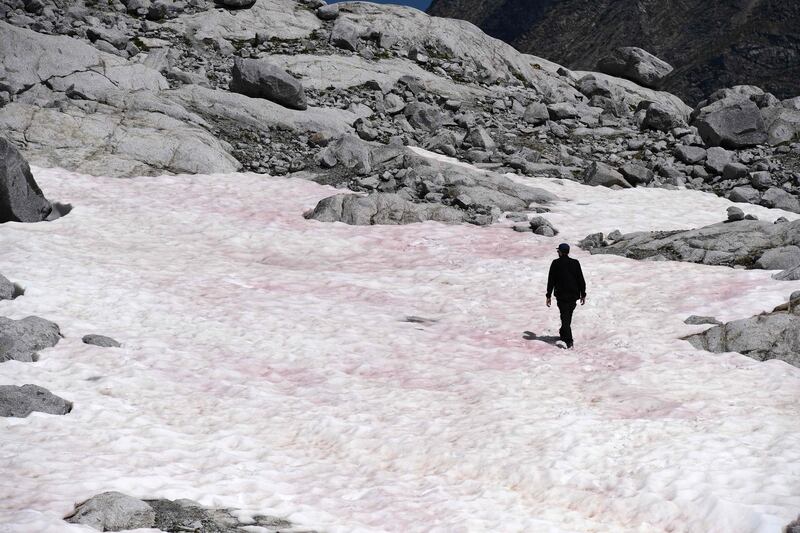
[685,292,800,368]
[579,219,800,279]
[65,491,313,532]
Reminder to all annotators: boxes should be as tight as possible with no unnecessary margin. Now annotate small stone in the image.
[82,334,121,348]
[726,206,745,221]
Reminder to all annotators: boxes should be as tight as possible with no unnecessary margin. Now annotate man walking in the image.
[546,243,586,349]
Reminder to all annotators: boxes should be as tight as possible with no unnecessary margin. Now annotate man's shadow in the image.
[523,331,565,349]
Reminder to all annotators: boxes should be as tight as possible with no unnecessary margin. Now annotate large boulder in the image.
[404,101,446,132]
[760,105,800,146]
[693,97,768,148]
[0,315,61,363]
[65,492,156,531]
[582,161,632,188]
[0,384,72,417]
[305,193,465,225]
[0,138,52,223]
[761,187,800,213]
[229,58,307,110]
[596,47,673,89]
[641,102,685,132]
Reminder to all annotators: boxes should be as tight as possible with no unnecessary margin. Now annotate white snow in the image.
[1,160,799,533]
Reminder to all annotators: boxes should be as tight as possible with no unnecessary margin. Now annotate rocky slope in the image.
[2,0,800,227]
[427,0,800,104]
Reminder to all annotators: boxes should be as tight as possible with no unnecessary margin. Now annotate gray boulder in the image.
[705,147,734,175]
[726,206,744,222]
[316,5,339,20]
[523,102,549,125]
[597,47,674,88]
[547,102,580,120]
[82,334,122,348]
[0,384,72,417]
[65,492,156,531]
[694,98,768,148]
[620,163,654,185]
[330,19,360,51]
[529,216,558,237]
[1,138,52,223]
[0,316,61,363]
[404,101,446,132]
[674,145,707,165]
[641,102,685,132]
[761,187,800,213]
[229,58,307,110]
[463,127,495,151]
[582,161,632,188]
[722,162,748,181]
[305,193,466,225]
[760,105,800,146]
[728,186,761,204]
[314,134,373,175]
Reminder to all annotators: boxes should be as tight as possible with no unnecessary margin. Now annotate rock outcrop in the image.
[685,293,800,368]
[579,219,800,279]
[597,47,673,89]
[65,492,311,533]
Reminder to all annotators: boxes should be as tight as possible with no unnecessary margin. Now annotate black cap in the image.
[557,243,570,252]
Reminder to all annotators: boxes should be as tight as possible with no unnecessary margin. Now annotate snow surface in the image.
[1,158,800,533]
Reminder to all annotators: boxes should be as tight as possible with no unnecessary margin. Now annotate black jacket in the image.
[546,256,586,301]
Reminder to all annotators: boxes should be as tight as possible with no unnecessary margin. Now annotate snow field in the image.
[0,162,798,533]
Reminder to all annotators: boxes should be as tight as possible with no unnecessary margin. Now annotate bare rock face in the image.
[580,219,800,280]
[0,384,72,417]
[685,295,800,368]
[597,47,673,89]
[0,137,51,223]
[229,58,308,110]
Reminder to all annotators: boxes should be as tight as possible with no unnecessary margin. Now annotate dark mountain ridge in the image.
[427,0,800,104]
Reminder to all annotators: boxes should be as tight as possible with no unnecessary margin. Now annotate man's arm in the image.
[546,261,556,299]
[576,261,587,302]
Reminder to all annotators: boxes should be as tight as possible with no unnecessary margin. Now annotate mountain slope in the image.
[427,0,800,104]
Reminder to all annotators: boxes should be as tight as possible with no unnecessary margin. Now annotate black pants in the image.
[557,299,577,346]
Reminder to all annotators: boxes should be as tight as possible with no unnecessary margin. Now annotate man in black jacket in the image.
[546,243,586,349]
